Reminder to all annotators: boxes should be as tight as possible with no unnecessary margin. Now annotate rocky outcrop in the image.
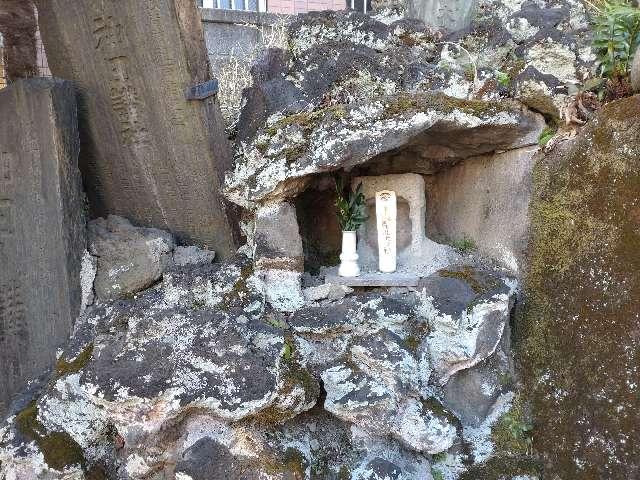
[88,216,220,301]
[0,253,520,479]
[223,1,590,282]
[226,93,543,207]
[233,0,591,152]
[521,95,640,479]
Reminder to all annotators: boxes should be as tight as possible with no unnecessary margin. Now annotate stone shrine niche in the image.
[348,173,457,282]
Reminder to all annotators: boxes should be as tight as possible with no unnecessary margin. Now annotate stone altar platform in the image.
[325,268,421,287]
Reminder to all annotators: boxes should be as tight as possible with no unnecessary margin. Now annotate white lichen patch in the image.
[463,391,515,462]
[416,283,515,385]
[526,40,578,84]
[506,16,539,43]
[79,250,97,315]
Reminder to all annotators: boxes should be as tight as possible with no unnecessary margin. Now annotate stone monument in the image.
[0,78,86,418]
[34,0,236,257]
[407,0,478,32]
[376,190,397,273]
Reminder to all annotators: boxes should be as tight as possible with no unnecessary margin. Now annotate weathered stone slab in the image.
[0,78,85,419]
[325,269,420,287]
[407,0,478,31]
[35,0,236,256]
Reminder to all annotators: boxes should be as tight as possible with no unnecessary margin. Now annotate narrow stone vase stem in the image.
[338,230,360,277]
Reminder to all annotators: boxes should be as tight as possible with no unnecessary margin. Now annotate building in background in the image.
[197,0,370,15]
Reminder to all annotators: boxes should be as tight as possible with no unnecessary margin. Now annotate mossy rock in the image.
[458,455,543,480]
[520,96,640,479]
[55,343,94,378]
[15,401,86,471]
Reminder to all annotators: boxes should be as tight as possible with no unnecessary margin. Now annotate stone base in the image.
[325,268,420,287]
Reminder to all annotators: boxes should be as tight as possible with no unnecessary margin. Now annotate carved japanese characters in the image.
[35,0,236,256]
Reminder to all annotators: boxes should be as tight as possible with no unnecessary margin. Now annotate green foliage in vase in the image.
[590,0,640,77]
[335,177,367,232]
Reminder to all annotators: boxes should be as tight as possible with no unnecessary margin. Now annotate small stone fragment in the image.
[303,283,354,302]
[89,215,175,300]
[173,245,216,266]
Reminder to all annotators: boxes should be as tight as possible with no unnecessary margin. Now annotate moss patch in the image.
[438,266,497,295]
[283,447,307,479]
[491,395,532,455]
[15,401,86,471]
[55,344,94,378]
[458,455,543,480]
[221,262,254,311]
[382,91,512,119]
[520,96,640,478]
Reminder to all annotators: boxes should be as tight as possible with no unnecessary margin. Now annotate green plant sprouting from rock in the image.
[451,236,477,253]
[538,125,557,146]
[335,177,366,232]
[590,0,640,78]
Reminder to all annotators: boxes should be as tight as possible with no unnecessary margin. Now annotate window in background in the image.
[198,0,260,11]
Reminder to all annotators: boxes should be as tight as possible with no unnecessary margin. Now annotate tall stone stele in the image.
[0,78,86,418]
[35,0,236,256]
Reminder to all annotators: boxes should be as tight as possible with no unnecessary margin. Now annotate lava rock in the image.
[89,215,175,300]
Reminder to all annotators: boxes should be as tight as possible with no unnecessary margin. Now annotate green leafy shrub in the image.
[591,0,640,78]
[335,178,367,231]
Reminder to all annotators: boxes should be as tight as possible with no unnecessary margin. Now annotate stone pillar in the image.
[407,0,477,32]
[254,202,304,312]
[0,78,86,418]
[34,0,236,257]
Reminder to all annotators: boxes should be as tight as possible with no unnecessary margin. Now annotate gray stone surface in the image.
[632,51,640,92]
[89,215,175,301]
[225,91,544,207]
[303,283,353,302]
[442,324,513,426]
[0,78,85,419]
[173,245,216,266]
[0,254,517,478]
[354,173,460,276]
[35,0,236,256]
[325,269,421,287]
[426,147,537,274]
[254,202,303,271]
[407,0,478,31]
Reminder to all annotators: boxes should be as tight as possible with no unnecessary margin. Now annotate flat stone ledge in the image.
[325,268,420,287]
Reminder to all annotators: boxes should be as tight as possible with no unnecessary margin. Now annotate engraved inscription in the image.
[0,283,28,377]
[145,1,187,130]
[93,11,149,146]
[0,199,14,234]
[93,14,124,53]
[0,152,12,184]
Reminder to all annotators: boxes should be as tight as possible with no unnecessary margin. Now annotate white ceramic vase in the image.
[338,230,360,277]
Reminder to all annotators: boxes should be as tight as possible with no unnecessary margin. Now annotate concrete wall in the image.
[201,8,288,75]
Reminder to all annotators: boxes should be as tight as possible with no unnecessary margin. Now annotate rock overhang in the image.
[225,92,544,208]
